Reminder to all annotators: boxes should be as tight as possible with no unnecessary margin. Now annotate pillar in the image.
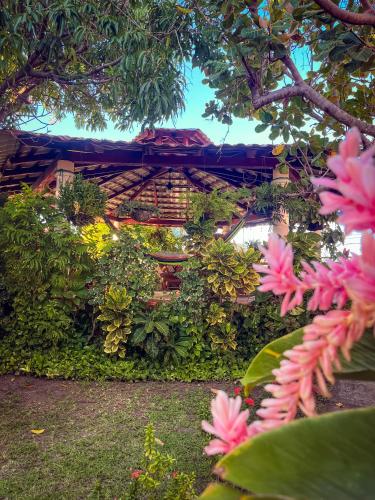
[272,165,289,238]
[55,160,75,196]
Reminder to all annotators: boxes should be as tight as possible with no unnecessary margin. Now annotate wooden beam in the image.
[108,168,166,200]
[205,168,255,187]
[2,166,46,178]
[33,162,59,191]
[0,176,38,188]
[9,151,61,166]
[183,169,211,192]
[63,150,278,169]
[129,180,151,201]
[153,181,158,207]
[108,216,187,227]
[81,165,147,179]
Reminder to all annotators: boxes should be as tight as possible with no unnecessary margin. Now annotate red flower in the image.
[234,387,241,396]
[245,398,255,406]
[171,471,179,478]
[131,469,143,479]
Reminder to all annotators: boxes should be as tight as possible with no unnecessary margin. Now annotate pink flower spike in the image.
[202,391,250,455]
[254,234,303,316]
[312,127,375,234]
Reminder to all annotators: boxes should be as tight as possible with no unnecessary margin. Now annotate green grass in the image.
[0,378,224,499]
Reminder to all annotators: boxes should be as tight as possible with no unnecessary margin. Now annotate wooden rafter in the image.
[183,168,211,193]
[108,167,167,200]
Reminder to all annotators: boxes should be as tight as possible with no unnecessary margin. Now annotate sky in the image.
[27,67,272,146]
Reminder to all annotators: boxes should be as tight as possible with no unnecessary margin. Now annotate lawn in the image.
[1,376,374,499]
[0,376,232,499]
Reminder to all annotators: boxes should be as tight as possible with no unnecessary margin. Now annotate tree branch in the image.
[313,0,375,25]
[242,52,375,137]
[282,56,375,137]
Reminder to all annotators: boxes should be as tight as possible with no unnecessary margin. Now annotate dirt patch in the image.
[1,375,374,414]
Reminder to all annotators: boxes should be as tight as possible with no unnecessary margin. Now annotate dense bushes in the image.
[0,185,315,381]
[0,187,92,348]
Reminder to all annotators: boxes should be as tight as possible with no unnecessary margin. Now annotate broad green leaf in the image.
[241,328,303,389]
[216,408,375,500]
[200,483,292,499]
[200,483,241,499]
[339,329,375,380]
[154,321,169,336]
[242,329,375,390]
[130,328,147,345]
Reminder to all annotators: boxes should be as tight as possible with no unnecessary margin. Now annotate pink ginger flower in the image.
[202,391,250,455]
[253,234,303,316]
[312,127,375,234]
[301,257,359,311]
[253,309,365,427]
[255,234,359,315]
[203,131,375,457]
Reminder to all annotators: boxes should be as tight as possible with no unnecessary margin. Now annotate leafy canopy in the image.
[0,0,192,129]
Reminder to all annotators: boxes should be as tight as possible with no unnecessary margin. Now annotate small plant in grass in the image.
[128,424,196,499]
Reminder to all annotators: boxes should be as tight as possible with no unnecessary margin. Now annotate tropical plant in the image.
[208,321,237,352]
[202,239,260,299]
[200,129,375,498]
[122,225,183,253]
[128,424,196,499]
[253,177,344,258]
[81,221,112,258]
[97,286,132,358]
[187,188,250,226]
[89,230,158,308]
[57,174,107,226]
[131,305,192,365]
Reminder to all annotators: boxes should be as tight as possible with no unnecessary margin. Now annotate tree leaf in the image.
[130,328,148,345]
[31,429,45,435]
[272,144,285,156]
[214,408,375,500]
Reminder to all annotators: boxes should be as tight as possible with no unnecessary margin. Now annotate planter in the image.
[116,201,160,221]
[131,208,155,222]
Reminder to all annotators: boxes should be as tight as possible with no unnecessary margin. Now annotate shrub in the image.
[0,187,93,348]
[202,239,260,299]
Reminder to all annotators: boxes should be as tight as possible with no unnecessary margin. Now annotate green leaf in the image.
[201,483,293,499]
[241,328,304,389]
[214,408,375,500]
[329,45,349,62]
[255,123,268,133]
[130,328,148,345]
[154,321,170,336]
[339,329,375,380]
[242,328,375,390]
